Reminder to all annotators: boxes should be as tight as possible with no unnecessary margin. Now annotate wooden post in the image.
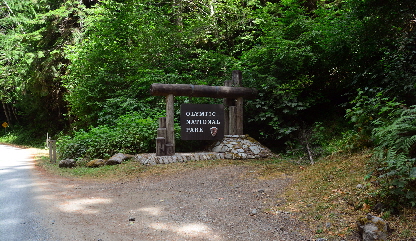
[156,137,166,156]
[236,97,243,135]
[232,70,242,87]
[166,94,175,155]
[165,144,174,156]
[49,139,57,163]
[223,70,242,135]
[226,70,242,135]
[156,117,167,156]
[157,117,167,137]
[229,106,237,135]
[223,80,231,135]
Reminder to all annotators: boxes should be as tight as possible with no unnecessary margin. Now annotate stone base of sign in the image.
[134,152,225,165]
[135,135,275,165]
[210,135,276,159]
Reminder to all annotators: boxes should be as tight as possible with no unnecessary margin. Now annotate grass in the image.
[34,149,416,240]
[275,150,416,240]
[36,155,295,181]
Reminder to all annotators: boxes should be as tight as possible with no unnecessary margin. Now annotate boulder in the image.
[210,135,276,159]
[357,214,388,241]
[59,159,77,168]
[86,159,106,168]
[105,153,132,165]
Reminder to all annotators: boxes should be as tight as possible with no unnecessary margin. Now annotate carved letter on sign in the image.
[180,104,224,140]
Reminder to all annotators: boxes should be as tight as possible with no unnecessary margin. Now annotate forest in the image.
[1,0,416,207]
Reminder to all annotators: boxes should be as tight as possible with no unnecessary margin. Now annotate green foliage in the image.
[1,0,82,134]
[63,0,248,128]
[344,89,416,208]
[345,88,403,149]
[372,106,416,208]
[1,0,416,165]
[57,111,162,159]
[242,0,416,146]
[241,2,318,143]
[282,118,353,162]
[0,125,47,147]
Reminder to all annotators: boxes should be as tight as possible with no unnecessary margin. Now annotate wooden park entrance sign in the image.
[150,70,257,156]
[180,103,225,140]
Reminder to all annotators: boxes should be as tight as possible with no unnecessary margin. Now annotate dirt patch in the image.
[32,164,314,240]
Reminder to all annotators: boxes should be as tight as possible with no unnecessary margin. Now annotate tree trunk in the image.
[174,0,183,27]
[11,104,18,124]
[2,102,11,126]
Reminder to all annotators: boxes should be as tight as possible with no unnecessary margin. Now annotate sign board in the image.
[180,104,224,140]
[2,122,8,128]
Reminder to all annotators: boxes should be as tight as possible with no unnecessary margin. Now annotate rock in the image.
[59,159,77,168]
[224,153,234,159]
[250,209,258,216]
[86,159,105,168]
[249,145,262,154]
[210,134,276,159]
[357,213,388,241]
[373,202,385,213]
[212,145,227,153]
[106,153,132,165]
[356,184,364,189]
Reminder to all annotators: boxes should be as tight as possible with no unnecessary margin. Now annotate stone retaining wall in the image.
[134,135,275,165]
[134,153,224,165]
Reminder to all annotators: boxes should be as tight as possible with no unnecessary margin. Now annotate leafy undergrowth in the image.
[276,150,416,240]
[35,149,416,240]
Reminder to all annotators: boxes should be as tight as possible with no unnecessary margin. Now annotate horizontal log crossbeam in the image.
[150,83,257,99]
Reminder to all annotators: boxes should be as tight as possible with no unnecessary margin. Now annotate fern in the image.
[372,106,416,208]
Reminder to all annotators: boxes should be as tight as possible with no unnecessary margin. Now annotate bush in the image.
[57,112,162,159]
[345,88,403,149]
[372,106,416,208]
[0,125,47,148]
[345,89,416,208]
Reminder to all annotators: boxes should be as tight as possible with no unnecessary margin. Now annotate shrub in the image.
[372,106,416,208]
[0,125,47,147]
[345,88,403,149]
[345,89,416,208]
[57,112,162,159]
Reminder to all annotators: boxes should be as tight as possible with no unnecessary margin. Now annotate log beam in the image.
[150,83,257,99]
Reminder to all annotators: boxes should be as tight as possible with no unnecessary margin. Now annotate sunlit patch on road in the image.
[58,197,113,214]
[137,206,163,216]
[149,222,223,240]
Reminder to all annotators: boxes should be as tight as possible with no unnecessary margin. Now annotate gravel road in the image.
[2,144,315,241]
[0,145,51,240]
